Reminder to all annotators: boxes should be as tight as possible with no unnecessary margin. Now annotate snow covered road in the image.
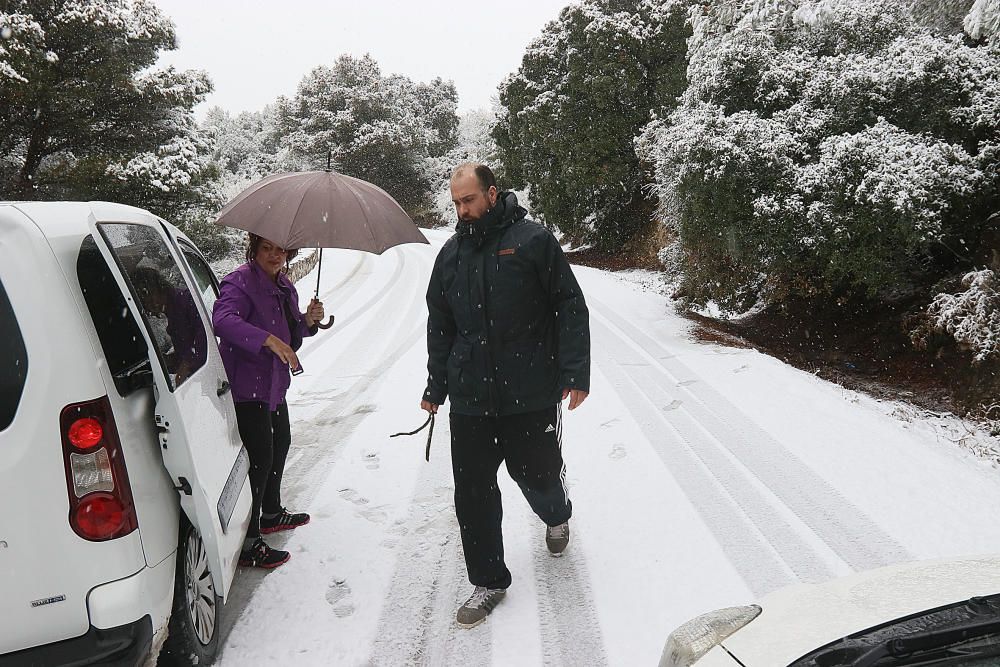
[216,229,1000,666]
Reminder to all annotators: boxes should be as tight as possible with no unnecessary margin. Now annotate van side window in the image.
[0,277,28,431]
[97,224,209,391]
[179,240,219,315]
[77,236,150,396]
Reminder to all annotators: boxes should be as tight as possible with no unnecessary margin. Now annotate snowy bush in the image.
[639,0,1000,312]
[794,120,985,294]
[927,269,1000,362]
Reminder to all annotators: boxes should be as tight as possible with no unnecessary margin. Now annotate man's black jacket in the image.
[423,192,590,416]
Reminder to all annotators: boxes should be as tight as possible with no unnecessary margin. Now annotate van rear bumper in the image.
[0,615,152,666]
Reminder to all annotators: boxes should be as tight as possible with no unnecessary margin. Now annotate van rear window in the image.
[77,236,149,395]
[0,277,28,432]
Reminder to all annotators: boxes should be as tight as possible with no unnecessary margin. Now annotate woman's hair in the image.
[245,233,299,268]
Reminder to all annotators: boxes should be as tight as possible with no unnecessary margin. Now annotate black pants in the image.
[235,401,291,539]
[450,404,572,590]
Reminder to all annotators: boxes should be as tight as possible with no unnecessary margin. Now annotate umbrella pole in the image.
[315,247,322,300]
[314,247,335,330]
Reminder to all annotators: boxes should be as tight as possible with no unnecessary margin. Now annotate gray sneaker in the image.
[456,586,506,628]
[545,521,570,556]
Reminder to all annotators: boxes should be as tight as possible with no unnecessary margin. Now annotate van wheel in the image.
[160,519,222,665]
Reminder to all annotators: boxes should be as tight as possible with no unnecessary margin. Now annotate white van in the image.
[0,202,252,666]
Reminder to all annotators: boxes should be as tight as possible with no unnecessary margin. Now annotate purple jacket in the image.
[212,262,316,410]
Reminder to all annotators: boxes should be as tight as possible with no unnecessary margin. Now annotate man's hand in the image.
[561,388,588,410]
[265,334,300,371]
[305,298,325,328]
[420,400,439,414]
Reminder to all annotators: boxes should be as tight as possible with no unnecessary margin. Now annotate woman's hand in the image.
[305,298,325,328]
[264,334,300,371]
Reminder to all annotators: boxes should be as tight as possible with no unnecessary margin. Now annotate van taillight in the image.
[60,397,138,541]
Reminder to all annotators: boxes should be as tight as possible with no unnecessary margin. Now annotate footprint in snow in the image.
[663,400,683,411]
[365,452,380,470]
[359,506,388,524]
[733,364,750,373]
[339,488,369,505]
[609,444,627,460]
[677,379,698,387]
[326,578,356,618]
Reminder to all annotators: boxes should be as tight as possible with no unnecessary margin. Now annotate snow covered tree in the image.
[202,103,302,183]
[964,0,1000,44]
[0,0,215,226]
[279,54,459,219]
[925,268,1000,363]
[422,105,532,225]
[495,0,690,250]
[909,0,975,35]
[639,0,1000,312]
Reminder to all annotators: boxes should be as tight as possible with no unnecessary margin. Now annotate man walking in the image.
[421,163,590,628]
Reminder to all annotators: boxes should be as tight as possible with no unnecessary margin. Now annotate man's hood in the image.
[456,192,527,247]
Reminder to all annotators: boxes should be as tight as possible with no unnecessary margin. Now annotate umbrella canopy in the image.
[214,170,428,254]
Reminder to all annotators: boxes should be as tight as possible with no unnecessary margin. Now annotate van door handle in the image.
[217,379,230,396]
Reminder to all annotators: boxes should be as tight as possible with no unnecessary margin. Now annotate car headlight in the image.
[659,605,763,667]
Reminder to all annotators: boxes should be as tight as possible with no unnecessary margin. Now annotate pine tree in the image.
[278,54,459,218]
[0,0,214,217]
[494,0,691,251]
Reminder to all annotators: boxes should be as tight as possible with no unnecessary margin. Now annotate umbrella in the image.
[215,168,429,328]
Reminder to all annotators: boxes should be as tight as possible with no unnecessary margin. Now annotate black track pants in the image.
[450,404,572,590]
[234,401,291,539]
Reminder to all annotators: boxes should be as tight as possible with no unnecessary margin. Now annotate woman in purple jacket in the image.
[213,234,326,568]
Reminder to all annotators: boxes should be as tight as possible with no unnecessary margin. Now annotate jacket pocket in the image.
[446,339,473,397]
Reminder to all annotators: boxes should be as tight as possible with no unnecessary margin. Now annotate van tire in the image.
[159,519,223,665]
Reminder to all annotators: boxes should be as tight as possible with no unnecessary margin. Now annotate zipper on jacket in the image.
[479,242,500,415]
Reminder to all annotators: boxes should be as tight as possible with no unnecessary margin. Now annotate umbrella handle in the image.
[317,315,336,330]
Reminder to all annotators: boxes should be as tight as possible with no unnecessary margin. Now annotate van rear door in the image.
[0,204,147,655]
[87,213,250,601]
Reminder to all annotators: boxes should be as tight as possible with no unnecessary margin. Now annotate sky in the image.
[153,0,572,119]
[212,231,1000,665]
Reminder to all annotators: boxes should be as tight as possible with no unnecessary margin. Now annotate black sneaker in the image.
[260,508,311,534]
[238,538,290,569]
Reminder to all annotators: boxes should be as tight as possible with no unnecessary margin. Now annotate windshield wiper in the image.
[850,617,1000,667]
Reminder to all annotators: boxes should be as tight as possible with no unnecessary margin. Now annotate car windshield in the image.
[794,594,1000,667]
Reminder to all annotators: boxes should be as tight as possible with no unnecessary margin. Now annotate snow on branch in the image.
[928,269,1000,362]
[0,12,44,83]
[107,130,213,192]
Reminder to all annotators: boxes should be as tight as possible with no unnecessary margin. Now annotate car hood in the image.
[723,554,1000,666]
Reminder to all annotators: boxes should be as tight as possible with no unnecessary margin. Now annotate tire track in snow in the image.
[365,427,492,666]
[497,430,609,664]
[591,299,910,573]
[218,249,429,654]
[595,330,802,596]
[282,250,429,508]
[314,250,369,305]
[295,249,399,359]
[532,524,610,666]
